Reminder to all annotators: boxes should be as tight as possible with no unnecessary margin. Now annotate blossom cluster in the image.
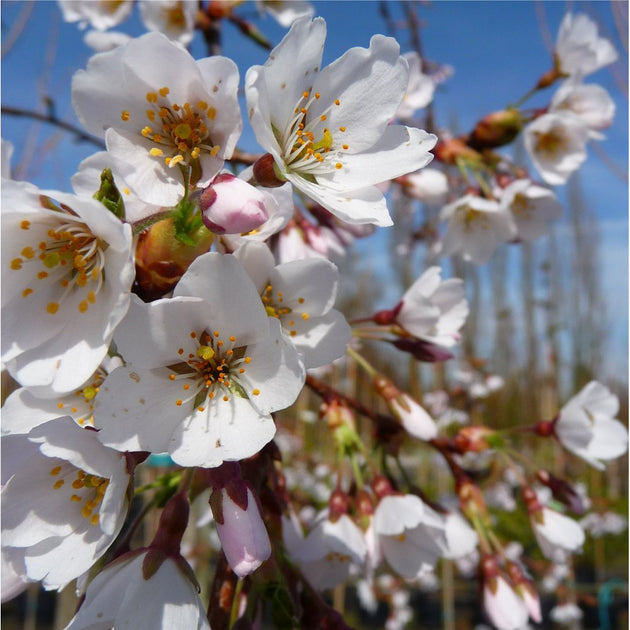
[1,4,627,630]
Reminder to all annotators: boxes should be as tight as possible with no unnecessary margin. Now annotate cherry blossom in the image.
[65,551,210,630]
[1,417,131,590]
[58,0,134,31]
[72,32,242,205]
[234,241,351,368]
[372,494,446,579]
[396,51,436,120]
[439,193,516,264]
[139,0,198,46]
[245,17,437,226]
[550,76,616,133]
[554,381,628,469]
[396,266,468,347]
[257,0,315,27]
[95,252,305,467]
[499,179,563,241]
[555,13,617,77]
[523,111,590,185]
[2,180,134,395]
[284,511,368,590]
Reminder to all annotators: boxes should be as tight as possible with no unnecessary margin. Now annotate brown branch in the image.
[1,105,106,149]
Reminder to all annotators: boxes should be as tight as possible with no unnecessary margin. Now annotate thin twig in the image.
[1,105,105,149]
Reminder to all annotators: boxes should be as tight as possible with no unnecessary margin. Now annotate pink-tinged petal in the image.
[215,488,271,578]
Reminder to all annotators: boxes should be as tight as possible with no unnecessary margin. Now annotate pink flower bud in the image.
[214,487,271,578]
[200,173,269,235]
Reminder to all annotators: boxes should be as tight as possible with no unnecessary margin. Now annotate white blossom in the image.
[72,32,242,205]
[2,180,134,395]
[555,12,617,77]
[65,552,210,630]
[499,179,562,241]
[550,76,615,134]
[58,0,133,31]
[257,0,315,27]
[234,241,351,368]
[396,51,435,119]
[439,194,515,264]
[373,494,446,579]
[531,506,585,562]
[2,418,130,590]
[555,381,628,469]
[245,17,437,226]
[397,266,468,347]
[139,0,198,46]
[523,112,590,185]
[95,252,305,467]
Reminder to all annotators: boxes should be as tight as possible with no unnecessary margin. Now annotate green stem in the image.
[346,346,378,377]
[228,578,245,628]
[130,209,175,235]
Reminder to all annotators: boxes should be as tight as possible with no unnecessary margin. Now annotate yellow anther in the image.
[252,389,260,396]
[222,395,229,402]
[50,465,62,475]
[146,110,156,121]
[87,290,96,304]
[159,86,170,97]
[197,100,208,110]
[46,302,59,314]
[301,313,310,320]
[207,107,216,120]
[183,383,190,390]
[342,144,349,150]
[244,357,252,364]
[191,147,200,159]
[141,126,152,137]
[146,92,158,103]
[168,154,185,167]
[90,514,99,525]
[20,220,31,230]
[71,494,82,502]
[21,247,35,259]
[169,374,176,380]
[121,110,130,121]
[339,126,346,132]
[175,399,183,406]
[78,300,89,313]
[22,288,33,298]
[210,145,220,157]
[335,163,343,169]
[320,114,327,121]
[335,99,340,105]
[53,479,65,489]
[10,258,22,270]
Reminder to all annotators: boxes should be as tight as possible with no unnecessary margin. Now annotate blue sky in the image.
[1,0,627,380]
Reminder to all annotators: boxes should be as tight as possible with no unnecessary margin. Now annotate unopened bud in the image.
[329,488,350,520]
[253,153,286,187]
[468,108,524,150]
[200,173,269,235]
[135,217,213,300]
[433,137,483,167]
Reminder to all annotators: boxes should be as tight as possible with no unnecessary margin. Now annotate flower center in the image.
[456,204,490,232]
[511,192,531,218]
[169,329,259,411]
[534,129,568,159]
[54,370,105,427]
[120,86,220,169]
[163,2,186,28]
[12,208,106,316]
[261,283,309,337]
[279,89,346,176]
[49,464,109,527]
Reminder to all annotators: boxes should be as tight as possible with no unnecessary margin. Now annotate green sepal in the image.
[485,432,506,450]
[171,197,207,246]
[93,168,125,219]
